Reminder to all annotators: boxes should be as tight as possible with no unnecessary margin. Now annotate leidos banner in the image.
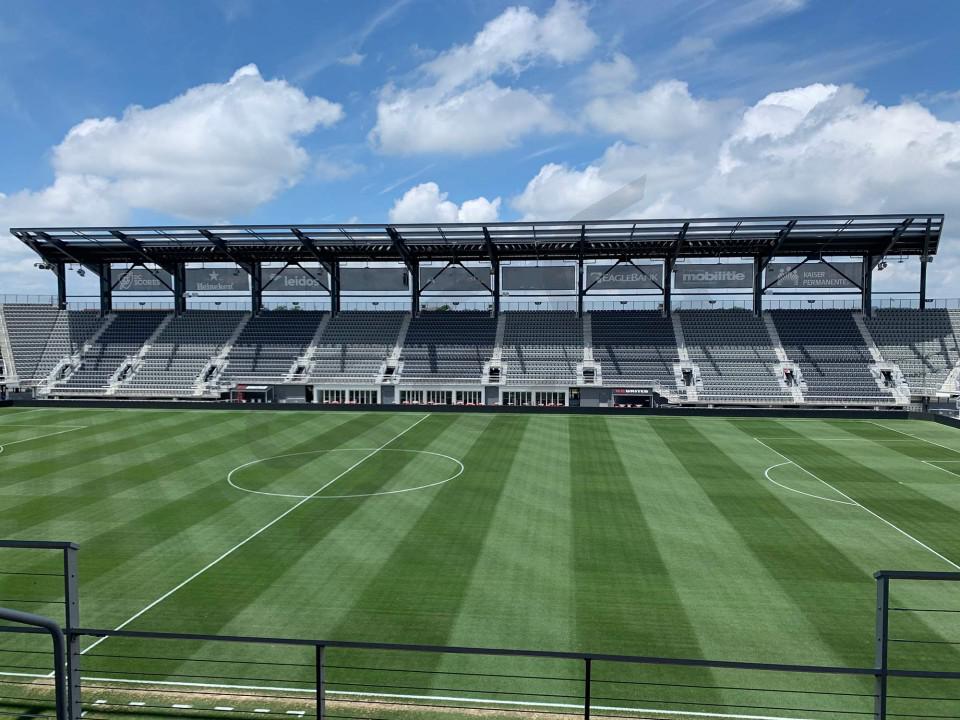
[263,267,329,291]
[111,267,172,292]
[420,265,491,292]
[341,267,409,292]
[674,263,752,289]
[502,265,576,291]
[586,263,661,290]
[765,262,863,290]
[186,268,250,292]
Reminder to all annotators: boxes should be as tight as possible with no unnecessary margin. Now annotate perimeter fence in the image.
[0,541,958,720]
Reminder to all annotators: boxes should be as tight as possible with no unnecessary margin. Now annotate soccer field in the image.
[1,406,959,719]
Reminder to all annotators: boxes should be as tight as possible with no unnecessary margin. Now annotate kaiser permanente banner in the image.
[673,263,752,290]
[585,263,662,290]
[502,265,576,291]
[111,267,172,292]
[765,261,863,290]
[420,265,491,292]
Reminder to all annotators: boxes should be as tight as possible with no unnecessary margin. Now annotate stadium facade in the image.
[1,213,956,409]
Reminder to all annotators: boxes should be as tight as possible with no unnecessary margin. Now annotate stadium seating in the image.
[591,311,679,392]
[679,310,792,403]
[0,304,103,384]
[220,310,326,384]
[308,311,406,383]
[53,310,170,393]
[864,309,960,394]
[116,310,247,397]
[399,311,496,383]
[771,310,894,404]
[501,311,582,385]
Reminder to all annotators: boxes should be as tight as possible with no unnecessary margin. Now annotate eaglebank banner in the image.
[502,265,576,291]
[186,268,250,292]
[263,267,329,291]
[586,263,662,290]
[111,267,172,292]
[341,267,409,292]
[674,263,752,290]
[420,265,491,292]
[765,261,863,290]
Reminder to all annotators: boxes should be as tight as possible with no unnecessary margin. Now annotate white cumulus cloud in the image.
[389,182,501,223]
[370,0,595,155]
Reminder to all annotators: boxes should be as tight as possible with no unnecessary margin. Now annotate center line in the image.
[80,413,430,656]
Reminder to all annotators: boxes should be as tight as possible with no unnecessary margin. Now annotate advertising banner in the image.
[673,263,752,290]
[765,261,863,290]
[186,268,250,292]
[263,267,329,292]
[502,265,576,291]
[585,263,662,290]
[111,267,172,292]
[341,267,409,292]
[420,265,491,292]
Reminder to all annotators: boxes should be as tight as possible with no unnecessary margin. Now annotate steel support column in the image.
[63,546,81,720]
[172,263,186,315]
[919,258,928,311]
[874,574,890,720]
[662,258,674,316]
[330,261,340,315]
[577,257,584,317]
[55,262,67,310]
[753,257,764,316]
[410,260,420,316]
[249,262,263,315]
[491,260,500,317]
[862,255,873,317]
[98,264,112,315]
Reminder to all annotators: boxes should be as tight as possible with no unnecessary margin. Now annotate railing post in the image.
[874,573,890,720]
[316,644,326,720]
[0,608,68,720]
[63,544,81,720]
[583,657,591,720]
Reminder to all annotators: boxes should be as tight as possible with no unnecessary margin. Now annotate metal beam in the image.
[33,232,103,277]
[199,229,253,273]
[871,218,913,269]
[110,230,176,275]
[483,227,499,317]
[386,226,416,272]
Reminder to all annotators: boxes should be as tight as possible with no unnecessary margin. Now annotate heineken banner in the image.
[186,268,250,292]
[263,267,329,292]
[502,265,576,291]
[341,267,409,292]
[585,263,662,290]
[420,265,491,292]
[674,263,752,290]
[111,267,172,292]
[765,262,863,290]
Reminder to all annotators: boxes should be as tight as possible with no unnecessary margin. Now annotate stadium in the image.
[1,214,959,720]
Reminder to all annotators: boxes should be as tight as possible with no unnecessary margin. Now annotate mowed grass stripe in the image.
[72,413,401,629]
[655,419,876,667]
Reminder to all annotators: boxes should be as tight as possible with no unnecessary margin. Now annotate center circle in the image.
[226,448,464,499]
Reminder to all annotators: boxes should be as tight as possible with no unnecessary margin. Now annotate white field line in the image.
[867,420,960,455]
[0,425,87,456]
[754,438,960,571]
[762,461,856,506]
[754,437,914,442]
[0,671,819,720]
[922,460,960,479]
[77,413,431,658]
[0,408,45,419]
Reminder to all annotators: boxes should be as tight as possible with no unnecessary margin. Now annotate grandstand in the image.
[0,213,955,408]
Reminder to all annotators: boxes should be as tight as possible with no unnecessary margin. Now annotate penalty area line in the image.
[754,438,960,572]
[77,413,431,659]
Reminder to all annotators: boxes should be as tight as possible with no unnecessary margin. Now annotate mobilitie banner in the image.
[111,267,172,292]
[420,265,491,292]
[585,263,662,290]
[765,261,863,290]
[186,268,250,292]
[502,265,576,291]
[341,267,409,292]
[673,263,752,290]
[263,267,329,292]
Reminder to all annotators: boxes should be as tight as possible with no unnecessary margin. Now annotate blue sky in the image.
[2,0,959,296]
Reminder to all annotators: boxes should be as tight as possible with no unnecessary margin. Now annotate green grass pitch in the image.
[1,406,959,719]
